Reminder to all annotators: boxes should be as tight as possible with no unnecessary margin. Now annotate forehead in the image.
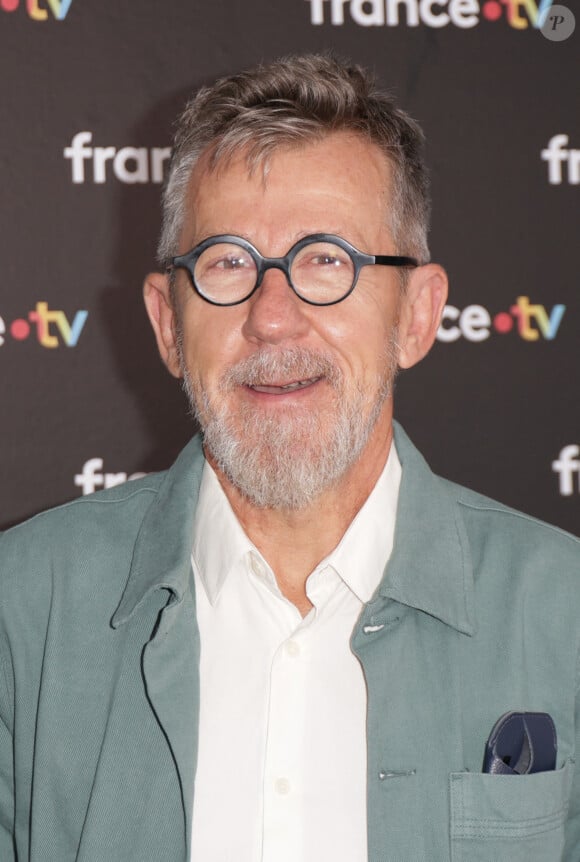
[181,132,393,250]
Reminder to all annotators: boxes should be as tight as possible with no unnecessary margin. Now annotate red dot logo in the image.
[10,319,30,340]
[0,0,20,11]
[493,312,513,334]
[482,0,503,20]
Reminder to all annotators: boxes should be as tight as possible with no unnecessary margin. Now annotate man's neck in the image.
[207,418,394,616]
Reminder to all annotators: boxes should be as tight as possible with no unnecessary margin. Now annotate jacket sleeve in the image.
[563,651,580,860]
[0,637,15,861]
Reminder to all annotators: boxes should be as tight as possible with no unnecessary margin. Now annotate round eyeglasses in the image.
[168,233,418,307]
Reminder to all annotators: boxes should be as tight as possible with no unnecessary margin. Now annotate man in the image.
[0,54,579,862]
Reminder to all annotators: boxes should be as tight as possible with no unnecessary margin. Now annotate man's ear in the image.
[143,272,182,378]
[397,263,448,370]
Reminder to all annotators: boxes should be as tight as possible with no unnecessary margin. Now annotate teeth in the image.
[251,377,319,394]
[281,380,310,391]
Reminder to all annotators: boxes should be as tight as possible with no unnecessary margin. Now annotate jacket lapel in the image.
[111,433,206,853]
[382,422,477,635]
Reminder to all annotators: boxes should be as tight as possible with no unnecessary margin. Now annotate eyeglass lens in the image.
[193,239,356,305]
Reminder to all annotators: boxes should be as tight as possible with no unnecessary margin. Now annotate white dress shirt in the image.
[190,444,401,862]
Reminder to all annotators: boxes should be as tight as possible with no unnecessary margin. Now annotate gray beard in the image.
[181,343,398,511]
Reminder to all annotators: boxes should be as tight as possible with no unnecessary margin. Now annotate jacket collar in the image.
[383,423,476,636]
[112,422,476,636]
[112,435,205,628]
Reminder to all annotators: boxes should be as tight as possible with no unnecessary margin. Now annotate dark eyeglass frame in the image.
[167,233,419,307]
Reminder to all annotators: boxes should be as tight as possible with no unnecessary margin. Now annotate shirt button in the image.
[285,640,301,658]
[249,553,267,579]
[275,777,291,795]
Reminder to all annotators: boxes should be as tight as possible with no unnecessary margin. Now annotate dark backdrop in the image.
[1,0,578,535]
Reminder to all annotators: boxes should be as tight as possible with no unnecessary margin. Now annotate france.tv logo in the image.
[306,0,555,29]
[0,303,88,348]
[437,296,566,342]
[479,0,554,27]
[0,0,74,20]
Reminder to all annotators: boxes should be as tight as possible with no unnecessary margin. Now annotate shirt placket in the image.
[261,566,343,862]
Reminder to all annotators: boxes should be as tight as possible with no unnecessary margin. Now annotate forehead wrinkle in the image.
[183,134,395,254]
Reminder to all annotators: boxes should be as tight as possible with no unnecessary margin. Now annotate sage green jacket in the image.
[1,423,579,861]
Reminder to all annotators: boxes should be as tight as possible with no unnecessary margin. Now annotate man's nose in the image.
[241,266,311,345]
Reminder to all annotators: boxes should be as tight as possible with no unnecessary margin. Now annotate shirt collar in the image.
[191,463,257,605]
[192,444,401,607]
[112,422,476,637]
[317,445,401,603]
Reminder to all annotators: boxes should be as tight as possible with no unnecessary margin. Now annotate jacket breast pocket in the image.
[449,760,574,862]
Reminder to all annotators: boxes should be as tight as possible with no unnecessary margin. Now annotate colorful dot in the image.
[493,312,513,334]
[0,0,20,11]
[482,0,502,20]
[10,319,30,340]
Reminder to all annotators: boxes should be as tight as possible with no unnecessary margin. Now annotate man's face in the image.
[149,132,429,509]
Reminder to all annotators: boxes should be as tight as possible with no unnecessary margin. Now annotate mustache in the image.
[220,347,343,389]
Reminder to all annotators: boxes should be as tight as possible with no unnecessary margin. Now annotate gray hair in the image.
[157,53,431,268]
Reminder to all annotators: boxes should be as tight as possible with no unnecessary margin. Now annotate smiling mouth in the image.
[248,377,321,395]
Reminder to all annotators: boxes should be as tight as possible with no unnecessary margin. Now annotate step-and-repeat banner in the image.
[1,0,578,535]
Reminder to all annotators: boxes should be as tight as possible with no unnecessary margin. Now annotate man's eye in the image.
[312,254,342,266]
[215,255,250,270]
[305,251,352,269]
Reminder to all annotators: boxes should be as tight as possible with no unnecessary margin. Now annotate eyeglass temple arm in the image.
[373,254,419,268]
